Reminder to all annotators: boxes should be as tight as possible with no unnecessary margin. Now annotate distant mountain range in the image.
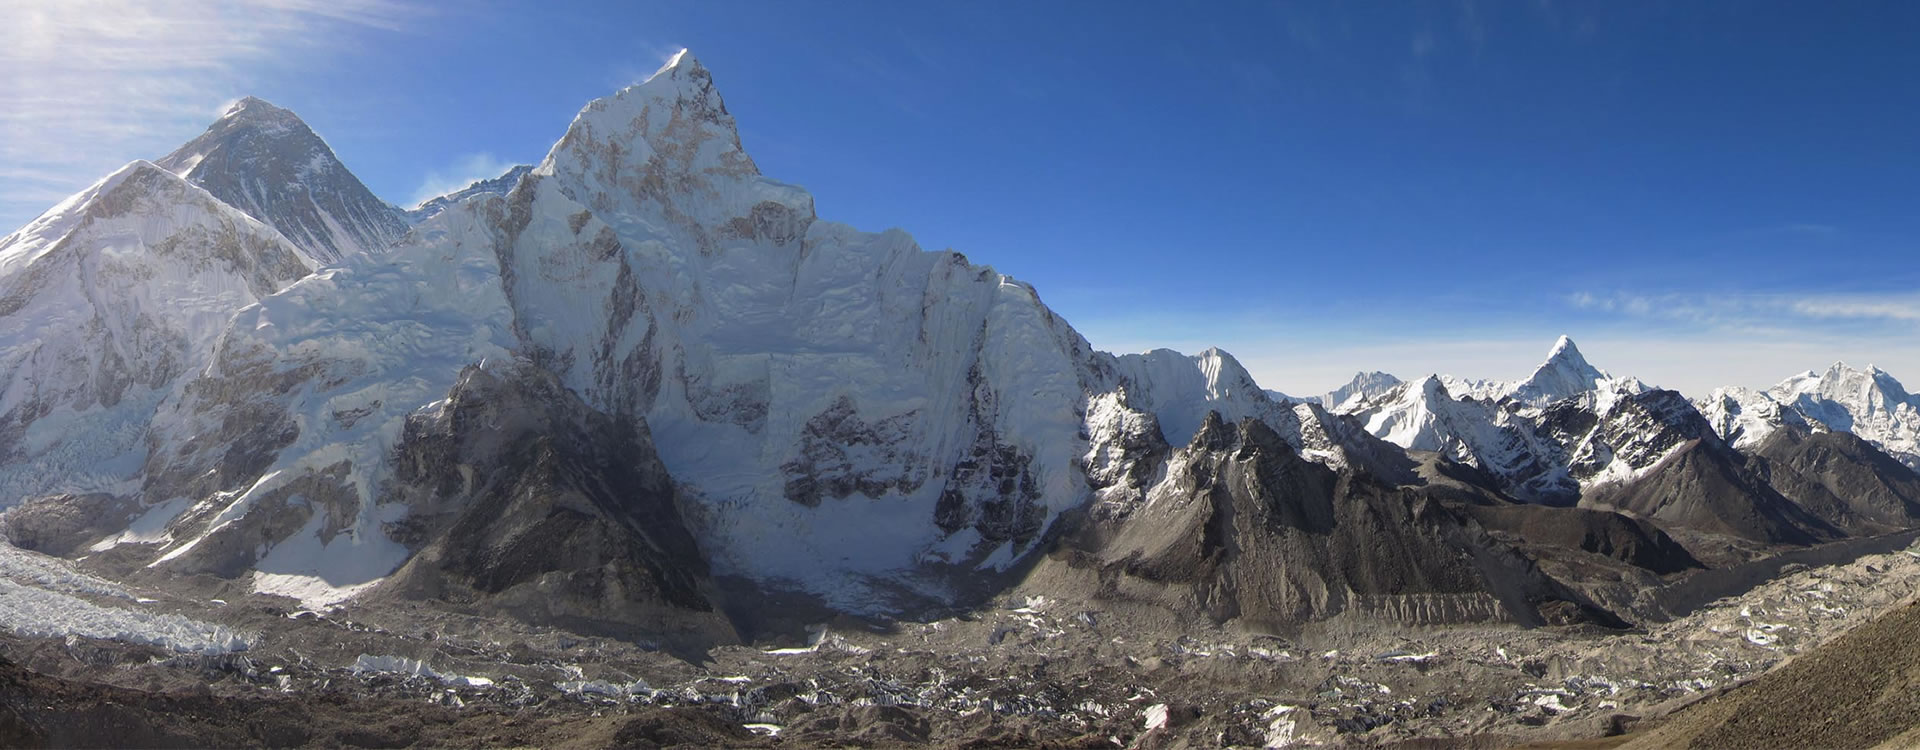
[1,50,1916,643]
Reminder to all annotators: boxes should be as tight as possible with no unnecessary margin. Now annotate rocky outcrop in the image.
[1464,504,1701,575]
[1747,424,1920,535]
[373,360,737,654]
[1041,413,1609,631]
[1579,436,1839,549]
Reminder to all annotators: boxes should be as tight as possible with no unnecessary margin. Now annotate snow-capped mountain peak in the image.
[1755,362,1920,469]
[1775,362,1915,418]
[1510,335,1609,405]
[155,96,408,265]
[1691,362,1920,472]
[1109,347,1282,446]
[1320,370,1403,410]
[407,164,532,221]
[212,96,305,135]
[0,159,315,502]
[538,47,808,250]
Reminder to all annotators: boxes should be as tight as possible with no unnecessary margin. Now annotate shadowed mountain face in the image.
[1039,413,1617,631]
[157,97,408,264]
[1579,433,1839,549]
[1746,424,1920,536]
[1464,503,1701,576]
[1559,390,1848,551]
[373,360,738,655]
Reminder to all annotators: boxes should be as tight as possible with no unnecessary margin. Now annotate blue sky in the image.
[4,1,1917,395]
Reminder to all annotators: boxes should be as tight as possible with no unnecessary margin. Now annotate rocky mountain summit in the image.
[157,97,410,264]
[1700,361,1920,471]
[406,164,532,223]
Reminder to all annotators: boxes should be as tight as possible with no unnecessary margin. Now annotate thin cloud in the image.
[408,153,519,208]
[0,0,421,230]
[1791,296,1920,322]
[1570,290,1920,328]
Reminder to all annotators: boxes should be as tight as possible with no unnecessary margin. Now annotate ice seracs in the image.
[0,161,313,504]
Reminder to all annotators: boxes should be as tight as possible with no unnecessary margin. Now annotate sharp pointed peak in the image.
[628,48,714,96]
[215,96,307,128]
[1819,360,1861,378]
[224,95,278,114]
[1544,334,1583,360]
[1534,334,1600,373]
[106,158,168,179]
[656,48,702,75]
[570,46,734,141]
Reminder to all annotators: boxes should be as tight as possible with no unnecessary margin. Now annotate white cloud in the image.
[1790,296,1920,322]
[407,153,518,208]
[0,0,422,231]
[1569,289,1920,329]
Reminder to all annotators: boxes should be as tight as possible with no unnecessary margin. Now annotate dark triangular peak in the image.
[373,360,737,657]
[157,96,408,263]
[1188,409,1235,452]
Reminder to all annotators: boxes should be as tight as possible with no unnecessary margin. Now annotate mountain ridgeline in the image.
[1,51,1918,647]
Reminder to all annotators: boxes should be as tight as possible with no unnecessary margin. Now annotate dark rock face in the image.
[1565,391,1712,484]
[933,365,1047,549]
[374,360,736,653]
[1580,437,1839,548]
[781,396,924,507]
[1056,413,1605,631]
[1558,390,1839,548]
[0,494,139,558]
[1747,425,1920,535]
[156,97,408,264]
[1464,504,1702,575]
